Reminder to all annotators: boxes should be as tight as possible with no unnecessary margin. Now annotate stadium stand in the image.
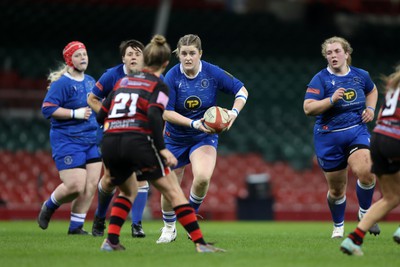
[2,147,399,221]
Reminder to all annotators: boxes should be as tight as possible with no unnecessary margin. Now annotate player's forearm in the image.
[365,86,378,110]
[163,110,193,127]
[232,87,248,112]
[87,93,102,113]
[303,98,332,116]
[148,107,166,151]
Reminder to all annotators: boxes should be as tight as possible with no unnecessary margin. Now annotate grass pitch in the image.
[1,220,399,267]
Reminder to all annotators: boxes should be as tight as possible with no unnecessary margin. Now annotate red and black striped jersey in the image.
[374,87,400,139]
[99,71,169,135]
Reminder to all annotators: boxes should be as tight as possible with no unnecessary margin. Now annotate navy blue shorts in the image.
[165,134,218,169]
[51,138,101,171]
[314,124,370,172]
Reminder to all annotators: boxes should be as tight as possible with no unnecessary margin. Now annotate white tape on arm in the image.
[235,88,247,104]
[191,119,202,129]
[73,108,86,119]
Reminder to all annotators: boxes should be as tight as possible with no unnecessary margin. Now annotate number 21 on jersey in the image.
[109,93,139,118]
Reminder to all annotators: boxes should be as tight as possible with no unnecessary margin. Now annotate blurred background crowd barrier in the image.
[1,0,400,220]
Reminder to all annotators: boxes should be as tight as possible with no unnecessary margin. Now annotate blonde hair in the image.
[382,65,400,93]
[321,36,353,65]
[173,34,202,57]
[143,34,171,68]
[46,64,68,90]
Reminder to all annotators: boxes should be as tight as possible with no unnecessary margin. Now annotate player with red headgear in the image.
[38,41,102,235]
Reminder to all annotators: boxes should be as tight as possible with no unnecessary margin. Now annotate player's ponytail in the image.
[143,34,171,69]
[382,65,400,93]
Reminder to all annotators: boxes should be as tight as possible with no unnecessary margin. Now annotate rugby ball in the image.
[203,106,230,133]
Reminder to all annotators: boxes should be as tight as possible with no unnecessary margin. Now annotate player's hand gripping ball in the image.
[203,106,230,133]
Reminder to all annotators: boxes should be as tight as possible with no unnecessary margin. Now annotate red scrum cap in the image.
[63,41,86,67]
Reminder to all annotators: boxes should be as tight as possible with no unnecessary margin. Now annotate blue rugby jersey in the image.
[305,66,375,132]
[91,63,126,99]
[164,60,243,142]
[42,73,98,144]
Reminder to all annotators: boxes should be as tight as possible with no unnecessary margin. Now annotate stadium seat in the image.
[0,70,19,89]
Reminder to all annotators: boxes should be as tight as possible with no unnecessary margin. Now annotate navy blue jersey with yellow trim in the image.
[164,60,243,142]
[305,66,375,132]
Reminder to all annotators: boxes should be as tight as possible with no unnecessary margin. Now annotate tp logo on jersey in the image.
[185,96,202,110]
[343,89,357,102]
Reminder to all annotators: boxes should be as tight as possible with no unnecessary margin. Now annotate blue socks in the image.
[356,179,375,211]
[69,213,86,231]
[327,193,346,226]
[162,210,176,225]
[189,190,205,214]
[45,192,60,210]
[131,184,149,225]
[95,182,115,219]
